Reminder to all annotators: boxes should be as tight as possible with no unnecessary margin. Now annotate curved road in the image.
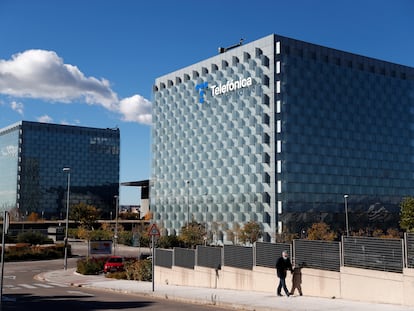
[1,242,229,310]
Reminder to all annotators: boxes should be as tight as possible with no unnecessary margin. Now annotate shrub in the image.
[16,231,54,245]
[118,231,133,246]
[76,257,107,275]
[124,259,152,281]
[158,235,182,249]
[4,244,66,261]
[105,271,127,279]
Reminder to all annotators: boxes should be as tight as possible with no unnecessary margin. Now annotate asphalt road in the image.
[0,245,229,310]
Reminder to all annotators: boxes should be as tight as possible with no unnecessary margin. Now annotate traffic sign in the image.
[148,223,160,236]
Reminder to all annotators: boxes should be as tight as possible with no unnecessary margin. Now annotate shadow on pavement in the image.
[1,293,154,311]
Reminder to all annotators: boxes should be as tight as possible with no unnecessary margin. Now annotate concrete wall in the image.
[341,267,403,304]
[155,265,414,307]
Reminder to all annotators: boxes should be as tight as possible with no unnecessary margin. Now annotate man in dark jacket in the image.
[276,250,293,297]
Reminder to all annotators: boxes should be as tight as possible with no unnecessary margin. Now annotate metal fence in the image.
[406,233,414,268]
[155,248,173,268]
[174,247,195,269]
[255,242,291,268]
[155,235,413,274]
[343,236,404,273]
[294,239,341,272]
[223,245,253,270]
[196,246,222,269]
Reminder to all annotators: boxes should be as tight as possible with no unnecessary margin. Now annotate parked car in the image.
[103,256,124,273]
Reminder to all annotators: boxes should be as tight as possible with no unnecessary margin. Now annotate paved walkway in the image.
[36,268,414,311]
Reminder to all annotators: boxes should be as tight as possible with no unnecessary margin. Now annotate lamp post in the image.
[62,167,70,270]
[114,195,119,255]
[344,194,349,237]
[185,180,190,228]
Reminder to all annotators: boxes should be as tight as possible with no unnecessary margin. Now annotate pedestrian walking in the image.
[275,250,293,297]
[290,264,303,296]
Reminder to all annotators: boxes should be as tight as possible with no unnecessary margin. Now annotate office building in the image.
[151,34,414,242]
[0,121,120,218]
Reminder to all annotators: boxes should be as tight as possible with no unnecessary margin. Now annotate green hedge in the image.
[76,256,152,281]
[124,259,152,281]
[76,257,107,275]
[4,243,68,261]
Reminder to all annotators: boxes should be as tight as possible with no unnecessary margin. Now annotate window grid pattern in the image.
[152,37,274,240]
[276,35,414,233]
[0,121,120,217]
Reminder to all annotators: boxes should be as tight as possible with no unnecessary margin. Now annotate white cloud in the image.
[37,115,53,123]
[119,94,152,125]
[10,101,24,115]
[0,49,152,125]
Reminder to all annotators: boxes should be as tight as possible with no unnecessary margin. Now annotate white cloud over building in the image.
[0,49,152,125]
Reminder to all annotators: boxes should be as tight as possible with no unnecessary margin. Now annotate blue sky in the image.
[0,0,413,205]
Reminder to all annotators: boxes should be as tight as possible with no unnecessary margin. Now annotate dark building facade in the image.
[152,34,414,242]
[0,121,120,218]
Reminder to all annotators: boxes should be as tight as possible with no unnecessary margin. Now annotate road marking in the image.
[33,283,53,288]
[4,285,20,289]
[67,290,94,297]
[47,282,69,288]
[5,283,69,290]
[18,284,37,289]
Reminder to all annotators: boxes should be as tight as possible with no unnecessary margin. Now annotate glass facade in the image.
[277,35,414,233]
[0,121,120,218]
[0,124,19,211]
[152,34,414,242]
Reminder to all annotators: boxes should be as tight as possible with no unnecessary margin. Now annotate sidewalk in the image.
[36,268,414,311]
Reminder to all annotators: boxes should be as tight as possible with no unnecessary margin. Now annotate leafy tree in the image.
[400,197,414,232]
[372,228,401,239]
[119,212,140,220]
[239,221,262,245]
[143,211,153,220]
[70,202,99,229]
[306,222,337,241]
[158,235,182,249]
[226,222,241,245]
[27,212,39,222]
[179,221,206,248]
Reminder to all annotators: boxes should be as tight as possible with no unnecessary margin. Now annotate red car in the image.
[103,256,124,273]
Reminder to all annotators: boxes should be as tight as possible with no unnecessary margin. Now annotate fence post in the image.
[340,235,344,267]
[195,245,199,268]
[404,233,407,269]
[253,242,256,267]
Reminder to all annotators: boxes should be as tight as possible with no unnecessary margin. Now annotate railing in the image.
[155,248,173,268]
[343,236,403,273]
[196,245,222,269]
[174,247,195,269]
[223,245,253,270]
[294,239,341,271]
[155,235,413,274]
[405,233,414,268]
[255,242,291,268]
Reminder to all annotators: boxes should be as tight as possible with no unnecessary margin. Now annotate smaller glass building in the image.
[0,121,120,218]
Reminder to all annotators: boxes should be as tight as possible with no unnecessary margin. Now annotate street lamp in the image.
[62,167,70,270]
[344,194,349,237]
[114,195,119,255]
[185,180,190,228]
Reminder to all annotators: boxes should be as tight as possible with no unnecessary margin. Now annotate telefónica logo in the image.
[195,82,208,104]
